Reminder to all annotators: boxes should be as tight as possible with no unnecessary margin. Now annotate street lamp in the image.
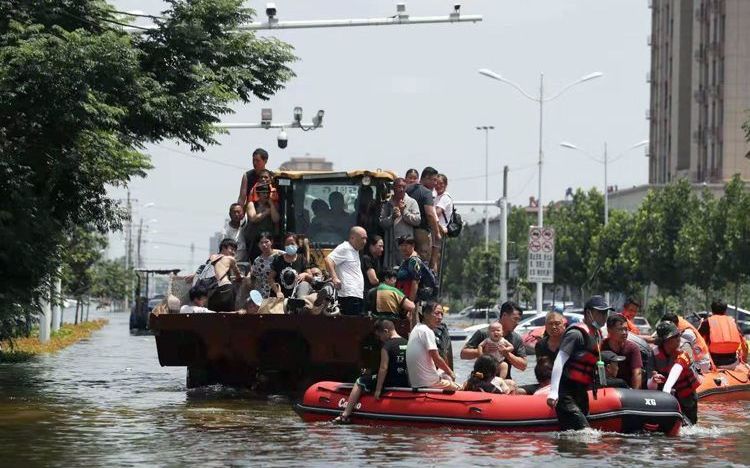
[476,125,494,250]
[559,140,648,225]
[479,68,603,314]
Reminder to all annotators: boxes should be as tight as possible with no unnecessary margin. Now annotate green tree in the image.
[675,188,720,299]
[631,179,696,295]
[90,257,132,305]
[588,209,644,295]
[0,0,295,338]
[546,188,604,297]
[462,242,501,308]
[714,174,750,307]
[61,227,107,323]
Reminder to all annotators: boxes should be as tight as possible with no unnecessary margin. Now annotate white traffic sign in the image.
[527,226,554,283]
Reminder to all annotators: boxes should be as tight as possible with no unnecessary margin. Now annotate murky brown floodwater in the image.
[1,310,750,467]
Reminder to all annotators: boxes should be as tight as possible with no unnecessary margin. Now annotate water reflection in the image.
[1,312,750,467]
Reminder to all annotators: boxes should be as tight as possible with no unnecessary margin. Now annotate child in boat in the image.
[333,320,409,424]
[478,322,514,378]
[463,355,517,394]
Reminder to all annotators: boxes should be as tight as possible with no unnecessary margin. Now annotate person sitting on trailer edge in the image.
[366,268,415,321]
[334,320,409,424]
[698,299,748,369]
[461,301,528,378]
[180,285,213,314]
[649,321,702,425]
[463,355,517,394]
[601,314,644,389]
[405,302,461,390]
[518,356,554,395]
[547,295,613,431]
[206,238,244,312]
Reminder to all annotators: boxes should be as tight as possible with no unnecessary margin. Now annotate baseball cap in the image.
[397,235,415,245]
[584,295,615,312]
[601,350,626,365]
[656,321,681,341]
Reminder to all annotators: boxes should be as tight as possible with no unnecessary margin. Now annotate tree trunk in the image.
[735,281,740,319]
[74,300,79,325]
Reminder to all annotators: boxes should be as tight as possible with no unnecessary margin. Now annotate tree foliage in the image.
[588,209,643,295]
[90,257,132,303]
[462,243,501,308]
[61,226,108,300]
[0,0,296,337]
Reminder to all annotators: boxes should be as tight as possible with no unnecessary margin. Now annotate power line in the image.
[451,162,537,182]
[154,144,247,171]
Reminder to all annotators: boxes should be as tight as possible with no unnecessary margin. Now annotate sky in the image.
[108,0,651,272]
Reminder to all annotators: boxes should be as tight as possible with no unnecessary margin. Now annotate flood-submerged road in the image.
[1,310,749,467]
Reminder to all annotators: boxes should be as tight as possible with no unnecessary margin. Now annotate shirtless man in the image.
[207,238,244,312]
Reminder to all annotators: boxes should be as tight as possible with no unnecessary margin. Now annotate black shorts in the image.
[208,283,235,312]
[355,374,378,393]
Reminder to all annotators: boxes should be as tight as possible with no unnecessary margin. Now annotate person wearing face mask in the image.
[269,232,313,299]
[546,295,614,431]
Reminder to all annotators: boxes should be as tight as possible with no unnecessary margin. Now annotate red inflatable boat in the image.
[296,382,683,435]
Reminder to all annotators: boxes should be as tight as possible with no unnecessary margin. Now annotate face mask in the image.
[313,274,323,282]
[589,311,606,330]
[285,245,298,255]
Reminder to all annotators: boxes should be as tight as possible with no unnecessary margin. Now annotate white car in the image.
[463,311,583,337]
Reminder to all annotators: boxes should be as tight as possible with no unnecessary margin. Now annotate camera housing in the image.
[277,128,288,149]
[266,3,277,18]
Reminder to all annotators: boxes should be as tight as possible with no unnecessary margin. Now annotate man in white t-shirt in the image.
[325,226,367,316]
[222,203,248,263]
[180,285,214,314]
[431,173,453,272]
[406,302,461,389]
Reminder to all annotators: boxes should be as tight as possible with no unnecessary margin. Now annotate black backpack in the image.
[442,198,463,238]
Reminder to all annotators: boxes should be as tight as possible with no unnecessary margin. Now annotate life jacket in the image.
[677,316,712,366]
[562,323,600,386]
[707,314,743,355]
[654,349,700,398]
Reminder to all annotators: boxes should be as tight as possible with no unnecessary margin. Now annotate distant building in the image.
[648,0,750,184]
[278,156,334,171]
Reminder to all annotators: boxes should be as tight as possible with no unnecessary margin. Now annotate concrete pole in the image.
[499,166,509,303]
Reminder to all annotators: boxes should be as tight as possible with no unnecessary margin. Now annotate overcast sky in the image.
[108,0,651,272]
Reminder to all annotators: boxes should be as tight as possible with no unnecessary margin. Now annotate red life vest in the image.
[654,349,700,398]
[563,323,600,385]
[707,315,743,355]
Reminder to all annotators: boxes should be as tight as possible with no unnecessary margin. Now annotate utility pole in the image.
[476,126,494,250]
[124,191,132,311]
[136,218,143,270]
[190,242,195,274]
[51,267,61,332]
[39,280,52,343]
[499,165,509,302]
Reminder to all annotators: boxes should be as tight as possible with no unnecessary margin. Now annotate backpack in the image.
[193,256,228,293]
[441,196,463,238]
[414,257,439,301]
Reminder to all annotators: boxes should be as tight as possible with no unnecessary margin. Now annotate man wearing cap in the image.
[242,290,263,314]
[649,321,702,425]
[601,350,629,388]
[547,295,613,430]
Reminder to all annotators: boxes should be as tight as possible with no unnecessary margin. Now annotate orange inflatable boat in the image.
[696,362,750,401]
[296,382,683,435]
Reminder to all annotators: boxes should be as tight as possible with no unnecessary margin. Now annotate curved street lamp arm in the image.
[545,72,604,102]
[478,69,539,101]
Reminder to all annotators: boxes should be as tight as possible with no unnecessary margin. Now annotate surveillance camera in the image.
[266,2,277,18]
[454,4,461,13]
[312,110,324,127]
[277,128,288,149]
[293,106,303,123]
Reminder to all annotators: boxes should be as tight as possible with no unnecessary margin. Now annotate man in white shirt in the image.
[325,226,368,316]
[405,302,461,389]
[431,173,453,272]
[180,285,214,314]
[222,203,248,263]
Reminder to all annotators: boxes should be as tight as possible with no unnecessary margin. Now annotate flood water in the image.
[1,310,750,467]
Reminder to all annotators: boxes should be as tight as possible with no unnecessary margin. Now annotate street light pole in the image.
[604,142,608,225]
[478,69,603,314]
[476,126,494,250]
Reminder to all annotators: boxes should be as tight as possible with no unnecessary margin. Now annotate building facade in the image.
[278,156,333,171]
[648,0,750,184]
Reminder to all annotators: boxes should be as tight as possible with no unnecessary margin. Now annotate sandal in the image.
[332,415,352,425]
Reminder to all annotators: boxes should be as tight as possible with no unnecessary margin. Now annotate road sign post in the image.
[527,226,554,285]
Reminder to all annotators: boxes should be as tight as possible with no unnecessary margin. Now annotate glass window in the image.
[292,180,360,245]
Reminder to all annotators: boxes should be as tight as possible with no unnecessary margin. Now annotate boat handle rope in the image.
[720,368,750,384]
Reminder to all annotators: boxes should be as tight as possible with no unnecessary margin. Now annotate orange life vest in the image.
[707,315,743,355]
[677,316,712,365]
[654,349,700,398]
[563,323,600,385]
